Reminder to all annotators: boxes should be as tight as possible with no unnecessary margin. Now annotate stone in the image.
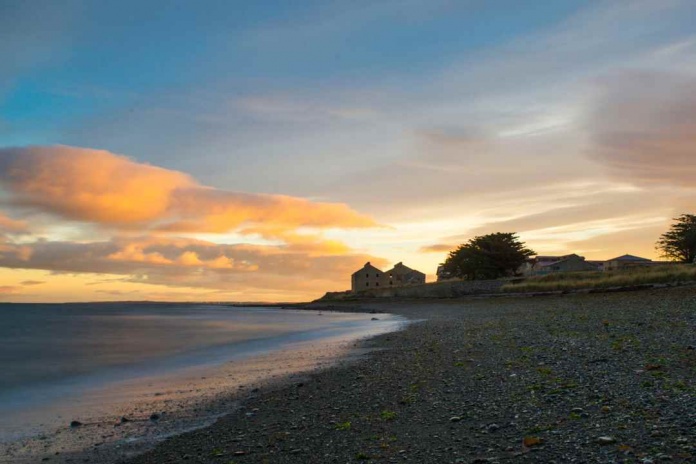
[149,413,160,421]
[70,420,82,428]
[597,436,616,445]
[449,416,462,422]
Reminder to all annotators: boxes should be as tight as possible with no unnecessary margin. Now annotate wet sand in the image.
[123,287,696,463]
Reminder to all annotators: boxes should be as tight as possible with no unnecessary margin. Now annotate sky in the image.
[1,0,695,302]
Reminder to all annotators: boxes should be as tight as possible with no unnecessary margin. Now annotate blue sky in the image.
[1,1,696,301]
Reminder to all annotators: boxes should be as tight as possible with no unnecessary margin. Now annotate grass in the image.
[501,264,696,293]
[335,421,352,431]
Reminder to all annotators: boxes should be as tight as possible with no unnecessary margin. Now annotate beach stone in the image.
[371,317,379,321]
[70,420,82,428]
[449,416,462,422]
[149,413,160,421]
[597,436,616,445]
[120,416,130,424]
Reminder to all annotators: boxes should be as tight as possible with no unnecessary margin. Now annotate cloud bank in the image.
[0,145,383,299]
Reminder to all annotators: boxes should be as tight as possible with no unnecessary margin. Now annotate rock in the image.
[597,436,616,445]
[449,416,462,422]
[69,420,82,428]
[149,413,160,421]
[523,436,542,447]
[571,407,584,413]
[120,417,130,424]
[289,449,302,454]
[487,423,500,432]
[371,317,379,321]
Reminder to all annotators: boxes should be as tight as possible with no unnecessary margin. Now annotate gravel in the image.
[123,287,696,463]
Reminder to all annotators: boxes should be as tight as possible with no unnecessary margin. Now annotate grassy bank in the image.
[502,264,696,293]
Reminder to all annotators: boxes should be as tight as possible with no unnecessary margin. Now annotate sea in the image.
[0,302,404,462]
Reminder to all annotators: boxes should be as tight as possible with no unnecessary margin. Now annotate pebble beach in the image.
[120,286,696,463]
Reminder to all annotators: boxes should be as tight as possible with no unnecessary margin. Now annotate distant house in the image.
[603,254,654,271]
[351,262,384,290]
[524,254,600,276]
[385,262,426,287]
[351,262,425,292]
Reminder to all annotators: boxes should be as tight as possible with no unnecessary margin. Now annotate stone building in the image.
[385,262,426,287]
[351,261,425,292]
[351,262,385,291]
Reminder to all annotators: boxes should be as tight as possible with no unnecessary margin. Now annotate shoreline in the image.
[123,286,696,463]
[0,311,405,464]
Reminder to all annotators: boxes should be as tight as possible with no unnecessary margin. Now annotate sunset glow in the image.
[2,1,695,301]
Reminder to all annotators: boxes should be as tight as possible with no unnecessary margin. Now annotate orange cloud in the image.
[0,211,28,233]
[0,145,378,235]
[418,243,454,253]
[0,145,386,299]
[0,285,20,294]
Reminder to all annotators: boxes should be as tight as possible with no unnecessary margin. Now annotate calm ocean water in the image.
[0,302,403,444]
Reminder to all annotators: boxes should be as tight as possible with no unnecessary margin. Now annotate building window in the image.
[366,273,369,278]
[376,273,379,277]
[366,282,369,287]
[376,282,380,286]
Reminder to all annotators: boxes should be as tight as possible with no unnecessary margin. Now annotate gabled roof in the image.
[385,262,425,275]
[536,254,584,267]
[351,262,383,276]
[607,254,652,262]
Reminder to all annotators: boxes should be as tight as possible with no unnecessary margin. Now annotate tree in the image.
[440,232,535,280]
[656,214,696,263]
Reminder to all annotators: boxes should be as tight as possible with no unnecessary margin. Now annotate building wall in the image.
[531,255,598,275]
[604,260,651,271]
[325,279,505,300]
[387,263,426,286]
[351,264,386,291]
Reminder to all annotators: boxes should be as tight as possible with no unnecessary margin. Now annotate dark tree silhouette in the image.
[656,214,696,263]
[440,232,535,280]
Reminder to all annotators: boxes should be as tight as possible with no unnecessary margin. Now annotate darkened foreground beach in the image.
[120,286,696,464]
